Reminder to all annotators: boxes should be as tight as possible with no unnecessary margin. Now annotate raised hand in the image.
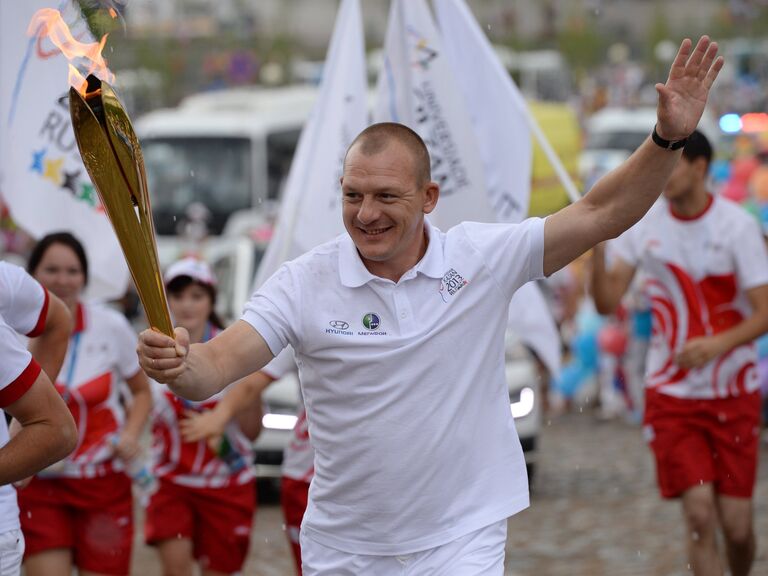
[656,36,724,142]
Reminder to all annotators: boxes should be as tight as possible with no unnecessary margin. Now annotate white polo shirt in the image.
[0,262,49,535]
[243,218,545,555]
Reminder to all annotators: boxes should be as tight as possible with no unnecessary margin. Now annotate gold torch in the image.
[69,74,174,337]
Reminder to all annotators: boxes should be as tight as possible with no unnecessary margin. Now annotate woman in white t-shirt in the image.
[145,257,267,576]
[19,232,153,576]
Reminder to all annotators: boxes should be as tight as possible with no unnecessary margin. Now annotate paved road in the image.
[130,411,768,575]
[506,412,768,575]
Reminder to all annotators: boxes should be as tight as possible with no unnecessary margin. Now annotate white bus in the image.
[136,85,318,237]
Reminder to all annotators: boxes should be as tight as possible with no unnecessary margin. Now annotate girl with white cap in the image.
[145,257,268,576]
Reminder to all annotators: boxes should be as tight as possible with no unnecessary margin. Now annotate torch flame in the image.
[28,8,113,95]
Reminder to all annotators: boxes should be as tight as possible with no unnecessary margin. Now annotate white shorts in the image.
[0,529,24,576]
[301,519,507,576]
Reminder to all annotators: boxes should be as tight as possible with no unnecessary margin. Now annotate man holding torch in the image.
[139,37,722,574]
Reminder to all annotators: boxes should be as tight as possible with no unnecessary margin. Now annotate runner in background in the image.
[592,131,768,576]
[19,232,153,576]
[145,257,265,576]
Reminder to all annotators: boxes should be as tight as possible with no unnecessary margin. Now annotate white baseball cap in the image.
[164,257,217,287]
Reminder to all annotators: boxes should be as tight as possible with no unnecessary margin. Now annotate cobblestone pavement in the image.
[130,411,768,575]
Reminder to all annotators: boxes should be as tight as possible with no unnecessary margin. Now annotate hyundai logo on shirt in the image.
[326,320,353,336]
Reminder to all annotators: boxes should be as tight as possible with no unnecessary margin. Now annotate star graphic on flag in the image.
[43,157,64,186]
[79,182,96,206]
[30,148,47,174]
[413,38,437,70]
[61,170,81,195]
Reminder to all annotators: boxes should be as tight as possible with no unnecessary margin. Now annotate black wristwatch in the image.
[651,125,688,150]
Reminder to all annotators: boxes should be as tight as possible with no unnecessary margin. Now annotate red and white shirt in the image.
[150,325,256,489]
[612,195,768,399]
[0,261,48,533]
[46,302,141,478]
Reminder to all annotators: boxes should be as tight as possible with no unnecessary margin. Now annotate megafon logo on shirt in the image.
[439,268,468,303]
[359,313,387,336]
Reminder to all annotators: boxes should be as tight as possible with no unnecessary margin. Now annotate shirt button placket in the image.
[393,286,414,333]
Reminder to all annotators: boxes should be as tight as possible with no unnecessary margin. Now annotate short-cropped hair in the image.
[682,129,713,168]
[345,122,431,186]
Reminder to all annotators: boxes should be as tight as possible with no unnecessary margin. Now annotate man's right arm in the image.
[0,370,76,485]
[138,320,275,402]
[28,292,72,382]
[590,243,637,315]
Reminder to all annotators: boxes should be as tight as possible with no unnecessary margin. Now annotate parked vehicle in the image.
[505,332,544,482]
[136,85,317,237]
[578,106,721,189]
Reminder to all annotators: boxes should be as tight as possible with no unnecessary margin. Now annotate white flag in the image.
[373,0,494,228]
[508,282,561,377]
[0,0,129,301]
[436,0,560,376]
[254,0,368,288]
[434,0,532,222]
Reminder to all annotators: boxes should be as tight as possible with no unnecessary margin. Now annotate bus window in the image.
[143,137,253,235]
[266,129,301,201]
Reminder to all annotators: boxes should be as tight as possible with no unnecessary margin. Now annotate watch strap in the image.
[651,125,688,150]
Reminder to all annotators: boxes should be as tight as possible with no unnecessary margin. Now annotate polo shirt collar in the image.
[339,220,444,288]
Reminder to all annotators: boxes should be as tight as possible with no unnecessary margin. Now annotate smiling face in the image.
[33,242,86,309]
[341,139,438,281]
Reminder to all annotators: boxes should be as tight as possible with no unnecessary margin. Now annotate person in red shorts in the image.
[592,130,768,576]
[18,232,153,576]
[280,400,312,575]
[145,257,266,576]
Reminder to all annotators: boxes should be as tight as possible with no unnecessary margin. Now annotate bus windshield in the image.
[143,137,253,235]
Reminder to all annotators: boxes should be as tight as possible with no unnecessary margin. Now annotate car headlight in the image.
[510,387,535,419]
[262,413,298,430]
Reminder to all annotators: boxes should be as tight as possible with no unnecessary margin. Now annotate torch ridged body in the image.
[69,75,173,336]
